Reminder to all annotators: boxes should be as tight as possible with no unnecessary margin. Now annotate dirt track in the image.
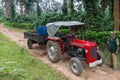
[0,24,120,80]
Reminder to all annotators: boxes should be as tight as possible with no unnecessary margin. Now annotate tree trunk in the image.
[37,3,41,16]
[100,0,107,14]
[20,0,24,16]
[119,1,120,14]
[114,0,119,31]
[62,0,67,15]
[4,0,9,18]
[9,0,15,20]
[68,0,74,15]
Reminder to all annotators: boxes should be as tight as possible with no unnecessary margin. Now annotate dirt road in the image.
[0,24,120,80]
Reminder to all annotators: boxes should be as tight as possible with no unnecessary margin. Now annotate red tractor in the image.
[24,21,104,76]
[46,21,104,76]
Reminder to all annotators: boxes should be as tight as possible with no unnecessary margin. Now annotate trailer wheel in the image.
[46,41,61,63]
[97,50,105,66]
[27,39,33,49]
[70,57,83,76]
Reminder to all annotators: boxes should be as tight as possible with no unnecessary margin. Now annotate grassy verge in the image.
[0,32,67,80]
[103,49,120,69]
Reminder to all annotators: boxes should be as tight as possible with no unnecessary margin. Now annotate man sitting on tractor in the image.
[69,27,78,39]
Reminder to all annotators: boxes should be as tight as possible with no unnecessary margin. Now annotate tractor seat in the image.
[55,32,67,42]
[55,32,63,37]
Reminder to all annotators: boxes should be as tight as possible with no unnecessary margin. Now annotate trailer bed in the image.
[24,32,48,44]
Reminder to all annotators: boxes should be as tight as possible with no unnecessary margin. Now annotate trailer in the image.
[24,26,48,49]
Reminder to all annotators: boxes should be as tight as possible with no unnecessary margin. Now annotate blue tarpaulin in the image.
[36,26,48,35]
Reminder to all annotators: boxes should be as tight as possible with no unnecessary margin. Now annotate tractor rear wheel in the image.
[69,57,83,76]
[27,39,33,49]
[46,41,61,63]
[97,50,105,66]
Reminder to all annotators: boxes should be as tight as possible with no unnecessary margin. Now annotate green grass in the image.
[3,23,34,32]
[0,32,67,80]
[103,49,120,69]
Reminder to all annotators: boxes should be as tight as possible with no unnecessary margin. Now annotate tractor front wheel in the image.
[69,57,83,76]
[97,50,105,66]
[27,39,33,49]
[46,41,61,63]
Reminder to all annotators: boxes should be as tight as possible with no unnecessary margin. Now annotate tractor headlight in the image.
[97,46,99,50]
[85,49,88,53]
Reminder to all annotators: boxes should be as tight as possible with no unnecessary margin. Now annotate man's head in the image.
[110,31,115,38]
[69,27,77,33]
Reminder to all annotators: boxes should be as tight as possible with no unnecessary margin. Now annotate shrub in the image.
[14,15,38,23]
[4,22,35,30]
[59,29,120,49]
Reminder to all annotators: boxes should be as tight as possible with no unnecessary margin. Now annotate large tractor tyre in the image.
[97,50,105,66]
[27,39,33,49]
[46,41,61,63]
[69,57,83,76]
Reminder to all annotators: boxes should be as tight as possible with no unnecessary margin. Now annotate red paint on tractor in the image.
[69,39,97,64]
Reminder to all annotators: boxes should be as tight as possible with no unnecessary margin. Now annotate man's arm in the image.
[106,39,109,49]
[116,38,119,54]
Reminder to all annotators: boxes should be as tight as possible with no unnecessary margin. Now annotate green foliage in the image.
[37,11,85,25]
[0,17,4,23]
[82,31,120,48]
[9,0,15,21]
[103,49,120,69]
[37,3,41,16]
[4,22,35,30]
[0,7,4,17]
[59,29,69,35]
[68,0,75,14]
[59,29,120,49]
[82,0,114,31]
[5,9,113,32]
[85,14,114,31]
[14,15,37,23]
[62,0,67,15]
[24,0,35,14]
[84,31,109,48]
[0,0,118,32]
[0,0,116,32]
[0,32,67,80]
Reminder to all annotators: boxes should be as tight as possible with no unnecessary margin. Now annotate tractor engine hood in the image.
[69,39,97,48]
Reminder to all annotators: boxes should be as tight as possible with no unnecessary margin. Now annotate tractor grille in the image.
[90,47,97,58]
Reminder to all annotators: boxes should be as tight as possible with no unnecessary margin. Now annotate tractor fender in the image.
[46,37,61,41]
[46,37,64,54]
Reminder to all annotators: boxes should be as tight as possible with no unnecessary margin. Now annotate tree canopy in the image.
[0,0,119,31]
